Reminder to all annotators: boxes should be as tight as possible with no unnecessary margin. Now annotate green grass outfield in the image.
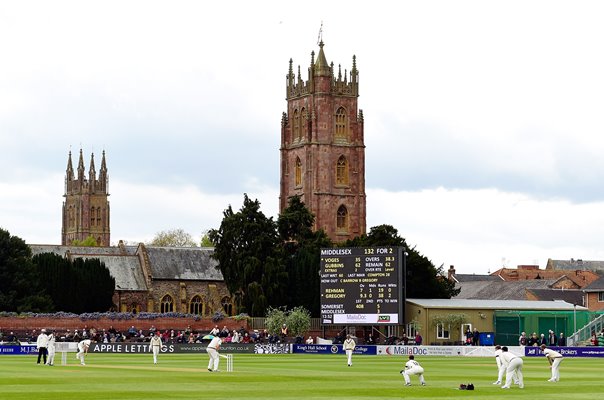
[0,353,602,400]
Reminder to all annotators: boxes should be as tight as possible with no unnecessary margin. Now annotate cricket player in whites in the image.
[343,334,356,366]
[206,335,223,372]
[540,344,563,382]
[500,346,524,389]
[76,338,92,365]
[400,355,426,386]
[494,345,518,385]
[150,331,162,364]
[46,331,56,366]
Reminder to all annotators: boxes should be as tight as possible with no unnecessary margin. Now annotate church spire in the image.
[66,151,74,181]
[77,149,85,181]
[314,41,331,77]
[99,150,108,192]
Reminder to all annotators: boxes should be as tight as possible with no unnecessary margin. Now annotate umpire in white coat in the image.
[36,329,49,364]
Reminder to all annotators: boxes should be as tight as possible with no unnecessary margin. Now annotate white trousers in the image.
[76,344,86,362]
[206,348,220,371]
[504,358,523,388]
[46,347,56,365]
[550,357,563,381]
[152,346,160,363]
[345,349,353,365]
[403,366,425,385]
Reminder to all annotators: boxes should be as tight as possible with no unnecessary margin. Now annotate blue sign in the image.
[0,345,38,355]
[524,346,604,357]
[292,344,376,355]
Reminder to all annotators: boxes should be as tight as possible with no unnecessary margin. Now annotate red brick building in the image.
[280,41,366,242]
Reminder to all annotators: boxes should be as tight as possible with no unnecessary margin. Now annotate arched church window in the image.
[295,157,302,187]
[161,294,174,313]
[190,295,204,315]
[293,109,300,142]
[336,155,349,186]
[301,107,308,141]
[221,296,233,316]
[337,205,349,233]
[334,107,348,142]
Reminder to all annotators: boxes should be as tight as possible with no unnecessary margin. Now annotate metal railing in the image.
[568,313,604,346]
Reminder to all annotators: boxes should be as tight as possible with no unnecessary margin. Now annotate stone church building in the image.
[32,150,233,316]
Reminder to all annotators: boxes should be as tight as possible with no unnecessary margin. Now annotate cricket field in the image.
[1,353,601,399]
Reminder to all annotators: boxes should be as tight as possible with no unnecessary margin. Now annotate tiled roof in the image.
[582,276,604,291]
[144,247,222,281]
[30,245,147,291]
[547,258,604,272]
[454,280,555,300]
[28,244,224,289]
[525,288,584,305]
[407,298,587,311]
[453,274,502,282]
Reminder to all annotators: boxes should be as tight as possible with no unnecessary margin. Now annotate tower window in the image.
[301,107,308,141]
[293,109,301,142]
[90,207,95,226]
[160,294,174,313]
[335,107,348,142]
[295,157,302,187]
[336,156,349,186]
[337,205,349,232]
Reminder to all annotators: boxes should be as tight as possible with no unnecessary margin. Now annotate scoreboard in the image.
[319,247,404,325]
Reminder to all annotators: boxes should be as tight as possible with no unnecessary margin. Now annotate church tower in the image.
[280,41,366,242]
[62,150,110,246]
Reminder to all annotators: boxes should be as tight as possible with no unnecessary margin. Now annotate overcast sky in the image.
[2,0,604,275]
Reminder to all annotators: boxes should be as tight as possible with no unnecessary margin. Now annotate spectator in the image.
[108,325,117,335]
[548,330,557,346]
[465,328,473,345]
[539,333,547,346]
[209,325,220,336]
[528,332,540,346]
[557,333,566,346]
[590,332,597,346]
[365,333,375,345]
[219,326,229,338]
[518,332,528,346]
[149,325,157,336]
[472,328,480,346]
[401,333,409,345]
[128,326,137,338]
[280,324,289,342]
[305,335,313,344]
[598,332,604,347]
[6,331,17,343]
[414,332,423,346]
[232,330,240,343]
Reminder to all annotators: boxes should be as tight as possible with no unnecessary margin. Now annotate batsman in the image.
[206,335,223,372]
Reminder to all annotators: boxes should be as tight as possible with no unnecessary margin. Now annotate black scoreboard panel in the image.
[319,247,403,325]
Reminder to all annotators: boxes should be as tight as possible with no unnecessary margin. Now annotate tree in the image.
[344,224,460,299]
[33,252,115,313]
[71,235,99,246]
[200,230,213,247]
[208,194,283,315]
[277,196,331,316]
[148,228,197,247]
[0,228,53,312]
